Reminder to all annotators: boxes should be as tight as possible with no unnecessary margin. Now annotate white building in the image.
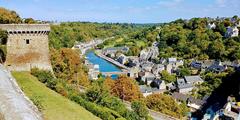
[225,26,239,38]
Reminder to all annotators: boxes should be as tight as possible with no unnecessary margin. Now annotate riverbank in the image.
[94,50,130,71]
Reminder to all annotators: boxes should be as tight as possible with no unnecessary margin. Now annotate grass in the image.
[12,72,100,120]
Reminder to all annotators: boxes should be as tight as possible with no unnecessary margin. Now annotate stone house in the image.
[152,64,165,77]
[140,61,154,72]
[172,92,207,112]
[116,54,128,65]
[103,46,129,57]
[177,76,204,94]
[225,26,239,38]
[151,79,166,91]
[127,67,140,78]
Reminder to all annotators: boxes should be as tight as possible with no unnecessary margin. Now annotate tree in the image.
[179,68,191,77]
[160,70,176,83]
[50,48,90,87]
[131,101,149,119]
[207,39,226,60]
[145,94,187,118]
[111,76,143,101]
[103,77,115,91]
[24,18,37,24]
[0,29,8,44]
[0,7,22,23]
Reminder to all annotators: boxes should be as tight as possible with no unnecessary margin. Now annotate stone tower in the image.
[0,24,52,71]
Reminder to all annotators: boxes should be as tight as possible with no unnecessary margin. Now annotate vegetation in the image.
[145,94,189,118]
[0,29,7,63]
[158,17,240,61]
[0,7,22,24]
[12,72,100,120]
[30,68,152,120]
[110,76,143,101]
[50,48,90,87]
[160,70,176,83]
[192,70,230,99]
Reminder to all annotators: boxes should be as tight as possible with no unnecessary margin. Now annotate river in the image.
[86,51,121,79]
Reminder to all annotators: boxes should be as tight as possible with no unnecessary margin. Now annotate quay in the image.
[94,51,130,71]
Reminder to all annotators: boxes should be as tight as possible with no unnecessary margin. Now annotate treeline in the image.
[49,22,150,49]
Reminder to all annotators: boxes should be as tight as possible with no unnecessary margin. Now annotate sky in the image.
[0,0,240,23]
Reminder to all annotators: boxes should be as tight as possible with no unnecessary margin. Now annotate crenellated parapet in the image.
[0,24,50,35]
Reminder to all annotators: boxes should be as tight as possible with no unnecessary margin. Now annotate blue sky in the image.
[1,0,240,23]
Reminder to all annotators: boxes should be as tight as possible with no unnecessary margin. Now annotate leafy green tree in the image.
[179,68,191,77]
[160,70,176,83]
[131,101,149,119]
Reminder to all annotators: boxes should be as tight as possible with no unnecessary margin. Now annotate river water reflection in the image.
[86,51,121,79]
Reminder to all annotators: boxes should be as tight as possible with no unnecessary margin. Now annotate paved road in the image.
[0,64,42,120]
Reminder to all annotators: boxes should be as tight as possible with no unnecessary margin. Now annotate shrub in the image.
[69,95,125,120]
[31,68,54,83]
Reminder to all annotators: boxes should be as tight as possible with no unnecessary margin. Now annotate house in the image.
[127,56,140,67]
[140,61,154,72]
[117,54,128,65]
[225,26,239,38]
[190,61,202,69]
[177,75,204,94]
[166,82,177,91]
[207,61,227,73]
[172,92,207,112]
[175,60,184,68]
[139,46,159,61]
[103,46,129,56]
[177,78,194,93]
[139,85,153,97]
[168,58,177,64]
[165,63,173,74]
[207,23,216,29]
[139,85,164,97]
[88,64,100,80]
[128,67,140,78]
[152,64,165,77]
[151,79,166,91]
[140,72,155,84]
[184,76,204,85]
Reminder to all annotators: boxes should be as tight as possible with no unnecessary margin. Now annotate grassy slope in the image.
[12,72,100,120]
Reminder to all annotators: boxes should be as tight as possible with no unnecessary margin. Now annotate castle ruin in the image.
[0,24,52,71]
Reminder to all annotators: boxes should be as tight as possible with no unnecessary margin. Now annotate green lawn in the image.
[12,72,100,120]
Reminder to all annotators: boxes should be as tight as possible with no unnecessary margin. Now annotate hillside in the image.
[12,72,100,120]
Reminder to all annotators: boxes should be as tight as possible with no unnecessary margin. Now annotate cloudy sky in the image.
[1,0,239,23]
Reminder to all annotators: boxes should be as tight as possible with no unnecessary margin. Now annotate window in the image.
[26,39,30,44]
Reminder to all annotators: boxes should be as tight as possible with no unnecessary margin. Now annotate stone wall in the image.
[0,24,52,71]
